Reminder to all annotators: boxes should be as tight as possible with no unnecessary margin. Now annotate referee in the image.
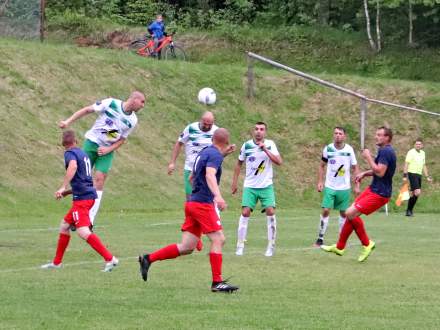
[403,138,433,216]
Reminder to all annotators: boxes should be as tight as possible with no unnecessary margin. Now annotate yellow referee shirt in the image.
[405,148,425,175]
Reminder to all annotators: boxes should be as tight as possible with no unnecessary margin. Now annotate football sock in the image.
[336,219,354,250]
[267,215,277,243]
[209,252,223,283]
[351,216,370,246]
[149,244,180,263]
[89,190,103,225]
[407,195,418,212]
[53,233,71,265]
[338,216,346,233]
[317,215,329,239]
[237,215,249,244]
[86,233,113,262]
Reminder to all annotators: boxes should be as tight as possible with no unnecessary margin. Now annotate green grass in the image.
[1,208,440,329]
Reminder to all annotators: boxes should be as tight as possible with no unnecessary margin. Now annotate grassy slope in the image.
[0,37,439,219]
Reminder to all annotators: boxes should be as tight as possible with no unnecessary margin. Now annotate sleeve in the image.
[405,150,412,163]
[92,98,111,113]
[178,125,190,143]
[238,143,246,161]
[121,122,136,139]
[350,146,358,166]
[321,146,328,163]
[377,149,391,166]
[269,141,280,156]
[206,152,223,171]
[64,151,77,167]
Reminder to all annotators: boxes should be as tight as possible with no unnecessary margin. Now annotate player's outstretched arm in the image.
[317,160,326,192]
[231,160,243,194]
[58,105,94,128]
[168,141,184,175]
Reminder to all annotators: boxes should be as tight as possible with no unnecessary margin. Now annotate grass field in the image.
[1,207,440,329]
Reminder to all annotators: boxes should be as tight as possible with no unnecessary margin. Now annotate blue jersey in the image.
[190,145,224,204]
[64,147,97,201]
[148,21,165,39]
[370,145,396,198]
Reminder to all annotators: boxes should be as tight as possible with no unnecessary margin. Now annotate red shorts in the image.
[354,186,389,215]
[64,199,95,228]
[182,201,222,238]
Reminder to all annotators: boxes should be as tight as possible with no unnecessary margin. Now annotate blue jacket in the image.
[148,21,165,39]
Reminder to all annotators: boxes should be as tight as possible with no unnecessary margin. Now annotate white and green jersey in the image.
[322,143,357,190]
[85,98,138,147]
[238,139,279,189]
[178,122,219,171]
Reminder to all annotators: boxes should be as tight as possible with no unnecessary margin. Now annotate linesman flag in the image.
[395,182,410,206]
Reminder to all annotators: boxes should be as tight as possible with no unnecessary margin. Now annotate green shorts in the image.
[242,185,276,210]
[184,169,192,195]
[321,187,351,211]
[83,139,114,174]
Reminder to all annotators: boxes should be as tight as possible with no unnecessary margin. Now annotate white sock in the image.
[89,190,103,225]
[338,216,346,234]
[318,215,329,239]
[237,215,249,246]
[267,215,277,245]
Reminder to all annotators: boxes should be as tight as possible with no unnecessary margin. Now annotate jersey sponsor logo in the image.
[248,156,256,162]
[254,160,266,175]
[105,118,113,126]
[192,142,200,146]
[334,165,345,177]
[329,159,336,164]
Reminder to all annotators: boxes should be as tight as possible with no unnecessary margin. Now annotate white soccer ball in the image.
[198,87,216,105]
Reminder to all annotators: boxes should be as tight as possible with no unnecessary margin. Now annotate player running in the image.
[231,122,282,257]
[41,130,118,272]
[167,111,218,201]
[139,128,239,293]
[58,91,145,226]
[321,126,396,262]
[314,127,360,246]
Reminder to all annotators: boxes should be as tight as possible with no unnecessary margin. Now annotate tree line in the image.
[4,0,440,49]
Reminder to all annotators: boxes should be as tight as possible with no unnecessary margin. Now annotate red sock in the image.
[337,220,354,250]
[149,244,180,263]
[209,252,223,283]
[86,233,113,262]
[53,233,70,265]
[351,216,370,246]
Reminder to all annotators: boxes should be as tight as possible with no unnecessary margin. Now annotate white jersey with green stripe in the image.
[322,143,357,190]
[238,139,279,188]
[178,122,219,171]
[85,98,138,147]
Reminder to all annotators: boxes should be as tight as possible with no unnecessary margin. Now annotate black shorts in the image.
[408,173,422,191]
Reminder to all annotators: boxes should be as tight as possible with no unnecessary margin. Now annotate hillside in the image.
[0,37,439,218]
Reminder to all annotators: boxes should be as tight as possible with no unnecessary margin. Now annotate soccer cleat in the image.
[235,241,245,256]
[313,238,324,247]
[264,243,275,257]
[405,210,413,217]
[196,239,203,252]
[211,280,239,293]
[358,240,375,262]
[103,256,119,272]
[320,244,345,256]
[69,224,77,232]
[138,254,151,282]
[41,262,62,269]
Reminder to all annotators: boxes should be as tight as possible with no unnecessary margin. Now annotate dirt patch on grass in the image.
[75,30,134,49]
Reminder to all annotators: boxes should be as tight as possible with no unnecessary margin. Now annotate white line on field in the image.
[0,240,382,274]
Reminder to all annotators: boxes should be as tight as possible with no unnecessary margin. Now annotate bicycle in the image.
[129,33,187,61]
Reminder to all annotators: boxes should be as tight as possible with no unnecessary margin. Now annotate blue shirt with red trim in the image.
[370,145,396,198]
[64,147,97,201]
[190,145,223,204]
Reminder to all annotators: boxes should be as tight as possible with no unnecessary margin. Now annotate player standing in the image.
[139,128,239,293]
[314,127,360,246]
[167,111,218,201]
[58,91,145,226]
[231,122,282,257]
[403,138,433,216]
[41,130,118,271]
[321,127,396,262]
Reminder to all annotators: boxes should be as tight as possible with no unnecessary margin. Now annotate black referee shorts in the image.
[408,172,422,191]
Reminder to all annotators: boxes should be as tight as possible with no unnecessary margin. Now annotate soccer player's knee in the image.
[77,227,91,240]
[322,209,330,217]
[266,207,275,216]
[242,208,251,217]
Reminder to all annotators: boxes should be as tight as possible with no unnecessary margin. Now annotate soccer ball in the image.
[198,87,216,105]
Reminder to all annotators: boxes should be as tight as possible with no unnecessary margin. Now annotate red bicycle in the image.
[129,33,187,61]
